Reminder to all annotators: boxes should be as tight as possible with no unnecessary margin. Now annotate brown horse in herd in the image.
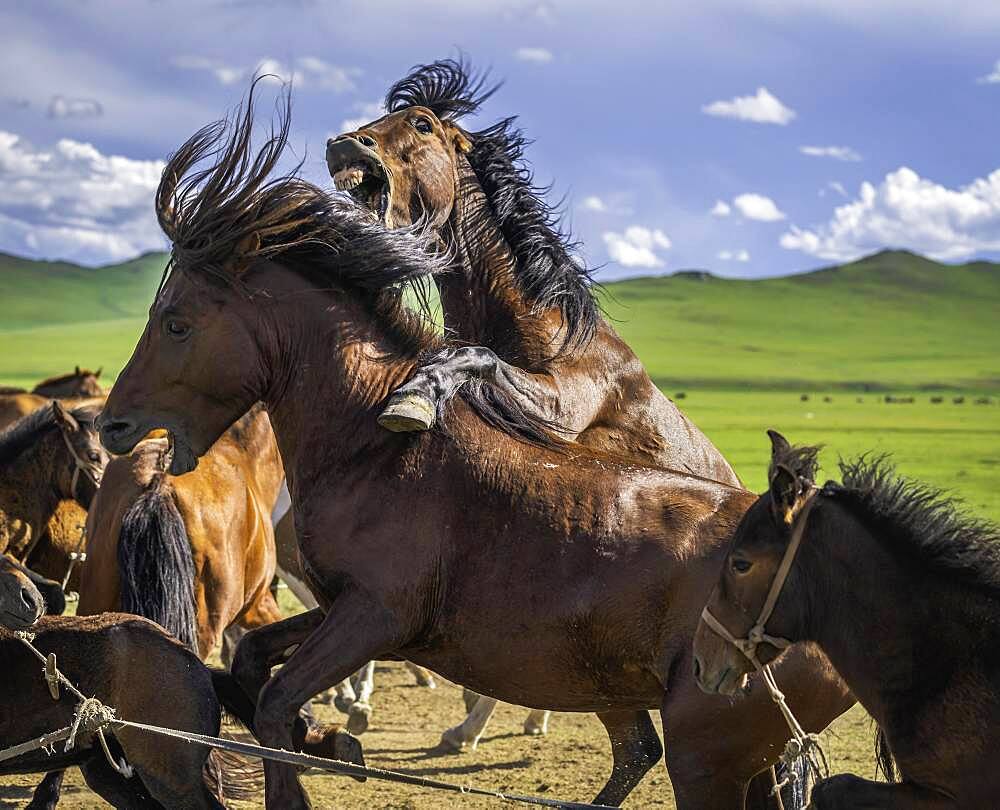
[0,367,104,425]
[327,58,742,752]
[695,434,1000,807]
[98,94,853,809]
[78,404,284,658]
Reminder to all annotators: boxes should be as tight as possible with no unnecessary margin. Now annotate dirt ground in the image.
[0,657,877,809]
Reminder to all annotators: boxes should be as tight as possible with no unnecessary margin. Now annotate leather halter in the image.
[59,428,103,504]
[701,486,819,668]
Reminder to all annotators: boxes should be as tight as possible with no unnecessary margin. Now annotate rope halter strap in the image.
[59,427,103,504]
[701,486,819,669]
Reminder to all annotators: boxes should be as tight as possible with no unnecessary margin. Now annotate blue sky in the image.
[2,0,1000,279]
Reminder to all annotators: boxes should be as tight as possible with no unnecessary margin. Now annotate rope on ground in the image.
[3,632,609,809]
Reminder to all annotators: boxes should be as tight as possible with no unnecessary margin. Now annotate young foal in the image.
[98,97,853,809]
[695,431,1000,807]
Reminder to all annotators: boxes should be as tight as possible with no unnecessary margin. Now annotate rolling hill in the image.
[1,248,998,392]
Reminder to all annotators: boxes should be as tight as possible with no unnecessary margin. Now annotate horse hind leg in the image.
[440,694,499,753]
[593,710,663,807]
[346,660,376,734]
[405,660,436,688]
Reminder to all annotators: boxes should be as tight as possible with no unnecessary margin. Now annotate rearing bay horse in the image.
[98,94,852,809]
[328,57,742,751]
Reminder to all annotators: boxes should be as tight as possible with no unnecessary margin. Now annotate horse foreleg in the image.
[810,774,953,809]
[440,694,499,753]
[378,346,558,433]
[523,708,550,736]
[253,592,397,810]
[25,771,64,810]
[405,660,436,688]
[593,710,663,807]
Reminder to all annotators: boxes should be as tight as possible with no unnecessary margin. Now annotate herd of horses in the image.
[1,58,997,809]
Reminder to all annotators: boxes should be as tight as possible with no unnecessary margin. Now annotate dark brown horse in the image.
[0,554,45,630]
[98,94,852,809]
[2,615,255,809]
[0,401,108,569]
[695,433,1000,808]
[327,59,739,485]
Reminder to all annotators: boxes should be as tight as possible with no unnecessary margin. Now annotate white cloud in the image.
[580,195,607,212]
[515,47,554,63]
[733,193,786,221]
[799,145,862,162]
[780,166,1000,261]
[717,249,750,262]
[47,96,103,119]
[711,200,731,217]
[603,226,671,268]
[978,60,1000,84]
[0,130,165,265]
[339,101,387,134]
[701,87,796,125]
[820,181,848,198]
[172,55,359,92]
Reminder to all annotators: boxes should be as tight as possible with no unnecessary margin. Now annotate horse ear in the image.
[95,367,103,378]
[767,429,791,460]
[769,463,800,527]
[446,123,472,155]
[51,401,79,433]
[75,365,81,375]
[227,231,261,275]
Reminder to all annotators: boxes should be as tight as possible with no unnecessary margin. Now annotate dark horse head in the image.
[0,555,46,630]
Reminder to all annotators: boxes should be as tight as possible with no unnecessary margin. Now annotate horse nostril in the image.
[20,586,37,612]
[357,134,376,148]
[693,657,702,680]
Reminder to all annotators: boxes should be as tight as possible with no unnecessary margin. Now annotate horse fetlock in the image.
[523,710,550,736]
[346,700,372,735]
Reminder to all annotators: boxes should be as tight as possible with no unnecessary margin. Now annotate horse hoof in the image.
[462,688,480,715]
[346,702,371,735]
[439,725,469,753]
[523,711,550,736]
[416,674,437,689]
[378,392,436,432]
[334,694,354,714]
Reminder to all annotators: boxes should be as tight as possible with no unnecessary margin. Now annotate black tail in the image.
[874,726,898,782]
[205,668,264,803]
[117,475,198,650]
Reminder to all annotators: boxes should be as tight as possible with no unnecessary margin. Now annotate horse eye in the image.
[165,319,190,339]
[412,116,433,134]
[731,558,753,574]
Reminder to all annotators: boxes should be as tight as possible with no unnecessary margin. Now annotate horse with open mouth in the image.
[98,86,853,809]
[694,431,1000,807]
[327,55,751,760]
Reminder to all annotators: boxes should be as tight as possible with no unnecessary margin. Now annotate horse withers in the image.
[694,430,1000,807]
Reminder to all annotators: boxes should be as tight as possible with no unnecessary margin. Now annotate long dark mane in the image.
[0,403,99,467]
[385,58,600,352]
[155,82,561,449]
[831,455,1000,595]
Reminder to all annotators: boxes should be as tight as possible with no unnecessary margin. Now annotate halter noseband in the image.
[59,428,103,504]
[701,485,819,669]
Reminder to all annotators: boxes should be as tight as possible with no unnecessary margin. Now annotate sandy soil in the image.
[0,658,877,809]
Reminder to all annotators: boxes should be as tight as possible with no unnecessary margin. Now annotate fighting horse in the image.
[98,93,853,809]
[328,59,742,749]
[695,432,1000,808]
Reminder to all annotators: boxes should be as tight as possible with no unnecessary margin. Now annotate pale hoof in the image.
[346,701,371,735]
[523,717,549,736]
[415,673,437,689]
[378,392,436,432]
[439,725,473,753]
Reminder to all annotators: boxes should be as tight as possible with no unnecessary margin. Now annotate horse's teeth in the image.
[334,168,364,190]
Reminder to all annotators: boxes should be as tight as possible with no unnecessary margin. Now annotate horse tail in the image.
[117,474,198,651]
[203,668,263,803]
[874,725,898,782]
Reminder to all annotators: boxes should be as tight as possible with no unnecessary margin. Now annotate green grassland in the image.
[2,248,998,520]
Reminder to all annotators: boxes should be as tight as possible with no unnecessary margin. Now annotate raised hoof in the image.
[333,693,354,714]
[301,727,367,783]
[378,392,436,433]
[346,701,371,735]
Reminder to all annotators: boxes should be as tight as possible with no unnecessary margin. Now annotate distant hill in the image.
[1,248,998,392]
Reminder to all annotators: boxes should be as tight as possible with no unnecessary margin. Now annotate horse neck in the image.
[438,158,559,368]
[798,501,957,726]
[0,432,63,554]
[261,288,422,488]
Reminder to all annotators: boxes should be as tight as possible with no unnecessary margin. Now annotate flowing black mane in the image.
[831,455,1000,594]
[0,403,99,467]
[386,59,600,352]
[154,82,562,450]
